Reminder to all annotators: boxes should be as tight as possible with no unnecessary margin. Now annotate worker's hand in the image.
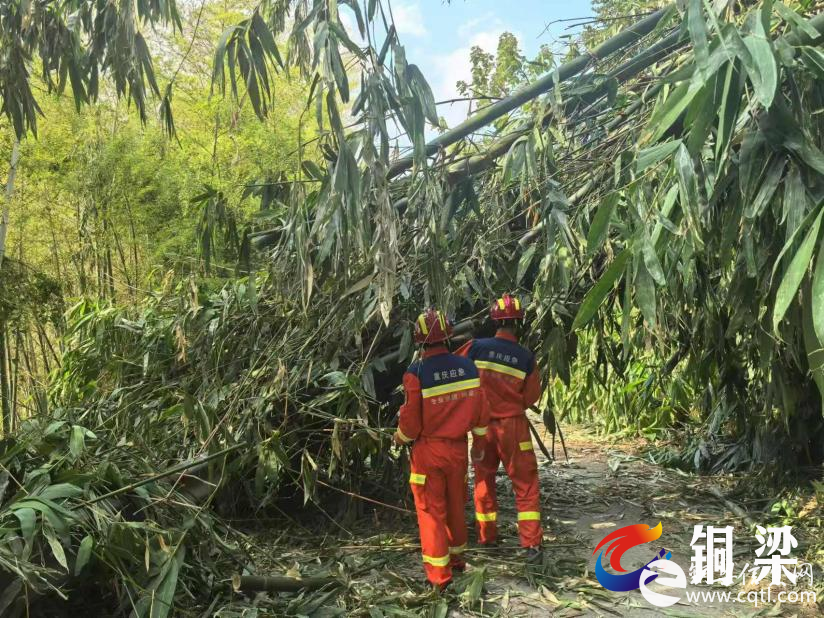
[470,445,485,463]
[392,431,406,447]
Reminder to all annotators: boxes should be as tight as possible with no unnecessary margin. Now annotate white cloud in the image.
[457,12,499,39]
[392,2,427,37]
[429,27,518,128]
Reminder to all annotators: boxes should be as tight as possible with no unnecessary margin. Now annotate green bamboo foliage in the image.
[536,2,824,465]
[2,1,824,613]
[0,0,182,137]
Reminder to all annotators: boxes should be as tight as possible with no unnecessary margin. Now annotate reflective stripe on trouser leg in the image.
[409,456,452,586]
[517,510,542,547]
[473,427,500,545]
[449,543,466,569]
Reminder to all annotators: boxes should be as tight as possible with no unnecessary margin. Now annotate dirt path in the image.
[238,420,818,617]
[474,422,743,617]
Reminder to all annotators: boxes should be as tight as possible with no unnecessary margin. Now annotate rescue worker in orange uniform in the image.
[393,308,490,589]
[456,294,543,558]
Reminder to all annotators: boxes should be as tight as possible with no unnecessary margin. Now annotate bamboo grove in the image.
[1,0,824,614]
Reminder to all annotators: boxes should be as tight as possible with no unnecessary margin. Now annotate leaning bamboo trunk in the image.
[387,6,675,179]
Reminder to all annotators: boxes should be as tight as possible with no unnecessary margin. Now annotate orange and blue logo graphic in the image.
[593,522,671,592]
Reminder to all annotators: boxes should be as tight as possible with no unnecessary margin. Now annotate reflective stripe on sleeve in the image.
[472,426,488,436]
[421,378,480,399]
[519,441,532,451]
[396,428,414,443]
[517,511,541,521]
[476,511,497,522]
[409,473,426,485]
[422,554,450,567]
[474,360,526,380]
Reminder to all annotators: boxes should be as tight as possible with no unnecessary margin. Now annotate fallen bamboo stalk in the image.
[387,6,676,179]
[87,443,244,504]
[439,27,685,184]
[526,415,554,463]
[707,486,755,528]
[232,574,339,593]
[233,556,397,595]
[517,10,824,247]
[374,318,477,366]
[252,13,681,250]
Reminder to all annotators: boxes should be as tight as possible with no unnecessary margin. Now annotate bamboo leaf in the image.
[743,35,777,109]
[782,163,807,239]
[688,0,710,77]
[39,483,83,501]
[771,202,823,286]
[739,132,769,203]
[652,185,680,245]
[800,46,824,80]
[69,425,86,459]
[406,64,438,126]
[211,27,239,93]
[745,156,786,219]
[45,528,68,571]
[151,546,185,618]
[517,245,537,284]
[328,21,363,58]
[813,230,824,345]
[74,536,94,576]
[687,66,725,155]
[621,259,632,357]
[13,508,36,547]
[251,11,283,69]
[636,140,682,173]
[715,60,744,163]
[642,237,666,286]
[675,144,704,249]
[773,206,824,334]
[635,259,657,327]
[644,82,703,144]
[572,249,631,330]
[586,193,618,254]
[802,278,824,406]
[775,2,820,39]
[330,45,350,102]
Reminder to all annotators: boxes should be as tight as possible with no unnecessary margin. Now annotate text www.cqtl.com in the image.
[685,589,816,606]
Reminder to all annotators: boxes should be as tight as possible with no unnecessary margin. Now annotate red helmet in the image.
[414,308,453,344]
[490,294,524,321]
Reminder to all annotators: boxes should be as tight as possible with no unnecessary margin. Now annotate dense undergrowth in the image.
[2,1,824,615]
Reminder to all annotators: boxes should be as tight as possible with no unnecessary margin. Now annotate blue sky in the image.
[379,0,595,126]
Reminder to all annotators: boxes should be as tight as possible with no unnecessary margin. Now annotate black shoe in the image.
[433,579,452,593]
[525,545,543,564]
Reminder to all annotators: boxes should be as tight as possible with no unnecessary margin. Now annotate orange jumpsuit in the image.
[457,330,543,548]
[395,345,490,586]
